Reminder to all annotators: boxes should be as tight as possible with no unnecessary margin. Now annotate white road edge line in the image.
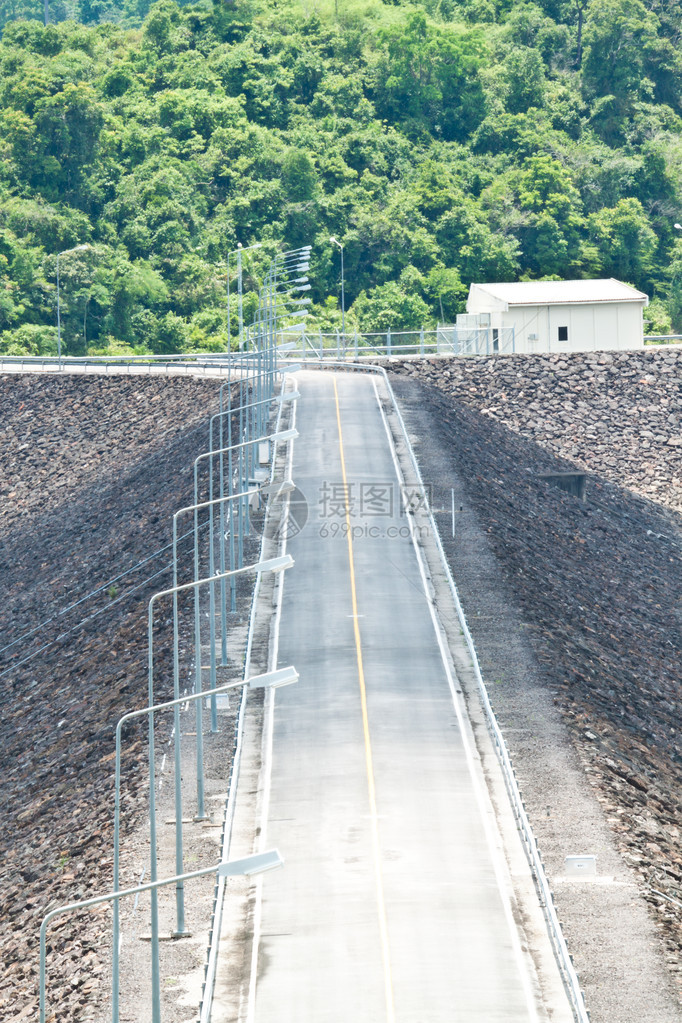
[244,378,298,1023]
[371,374,541,1023]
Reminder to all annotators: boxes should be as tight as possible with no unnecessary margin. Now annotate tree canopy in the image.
[0,0,681,355]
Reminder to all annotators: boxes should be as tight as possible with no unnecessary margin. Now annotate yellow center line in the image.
[332,375,396,1023]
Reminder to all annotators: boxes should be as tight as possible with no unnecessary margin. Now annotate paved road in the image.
[250,370,548,1022]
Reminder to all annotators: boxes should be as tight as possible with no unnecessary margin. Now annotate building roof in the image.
[471,279,648,307]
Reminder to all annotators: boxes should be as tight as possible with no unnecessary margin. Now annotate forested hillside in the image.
[1,0,682,356]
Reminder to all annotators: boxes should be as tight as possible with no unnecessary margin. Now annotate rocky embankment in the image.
[0,375,223,1020]
[393,345,682,513]
[390,349,682,1000]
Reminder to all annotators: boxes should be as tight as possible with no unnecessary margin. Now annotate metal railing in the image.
[0,327,517,375]
[275,326,516,360]
[10,328,681,377]
[30,247,312,1023]
[198,370,295,1023]
[378,361,589,1023]
[0,352,248,375]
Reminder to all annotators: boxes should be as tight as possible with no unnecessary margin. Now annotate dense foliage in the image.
[1,0,681,355]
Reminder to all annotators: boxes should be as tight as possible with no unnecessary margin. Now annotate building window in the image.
[558,325,569,342]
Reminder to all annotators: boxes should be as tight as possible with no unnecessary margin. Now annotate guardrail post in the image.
[193,492,208,821]
[218,393,228,667]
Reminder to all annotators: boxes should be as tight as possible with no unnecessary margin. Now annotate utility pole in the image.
[44,0,49,26]
[330,236,345,339]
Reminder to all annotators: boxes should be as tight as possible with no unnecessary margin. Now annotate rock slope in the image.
[389,352,682,1002]
[0,375,222,1021]
[391,346,682,513]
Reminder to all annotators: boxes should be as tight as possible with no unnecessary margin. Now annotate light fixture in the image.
[259,479,296,496]
[254,554,294,574]
[270,428,298,442]
[248,666,298,689]
[218,849,284,877]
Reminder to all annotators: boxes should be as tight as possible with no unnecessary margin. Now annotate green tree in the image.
[582,0,660,134]
[34,82,104,195]
[423,264,468,322]
[373,12,487,142]
[0,323,57,355]
[588,197,658,287]
[665,242,682,332]
[101,257,168,342]
[502,48,546,114]
[281,149,318,203]
[353,280,431,332]
[515,154,586,274]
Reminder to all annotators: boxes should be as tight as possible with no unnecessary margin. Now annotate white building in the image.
[460,279,648,354]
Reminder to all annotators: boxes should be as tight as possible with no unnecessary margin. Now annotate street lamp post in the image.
[112,664,297,1023]
[176,467,296,740]
[190,428,298,720]
[43,849,284,1023]
[330,236,345,340]
[226,242,262,353]
[56,244,91,369]
[143,556,293,1023]
[209,388,299,631]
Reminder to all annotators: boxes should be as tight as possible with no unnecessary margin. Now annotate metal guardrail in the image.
[197,373,293,1023]
[278,326,515,360]
[0,327,517,375]
[4,329,680,378]
[33,247,312,1023]
[288,358,590,1023]
[0,352,254,375]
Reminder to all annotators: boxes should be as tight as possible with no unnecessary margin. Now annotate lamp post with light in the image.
[226,242,262,352]
[140,555,293,1023]
[330,236,345,339]
[111,661,297,1022]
